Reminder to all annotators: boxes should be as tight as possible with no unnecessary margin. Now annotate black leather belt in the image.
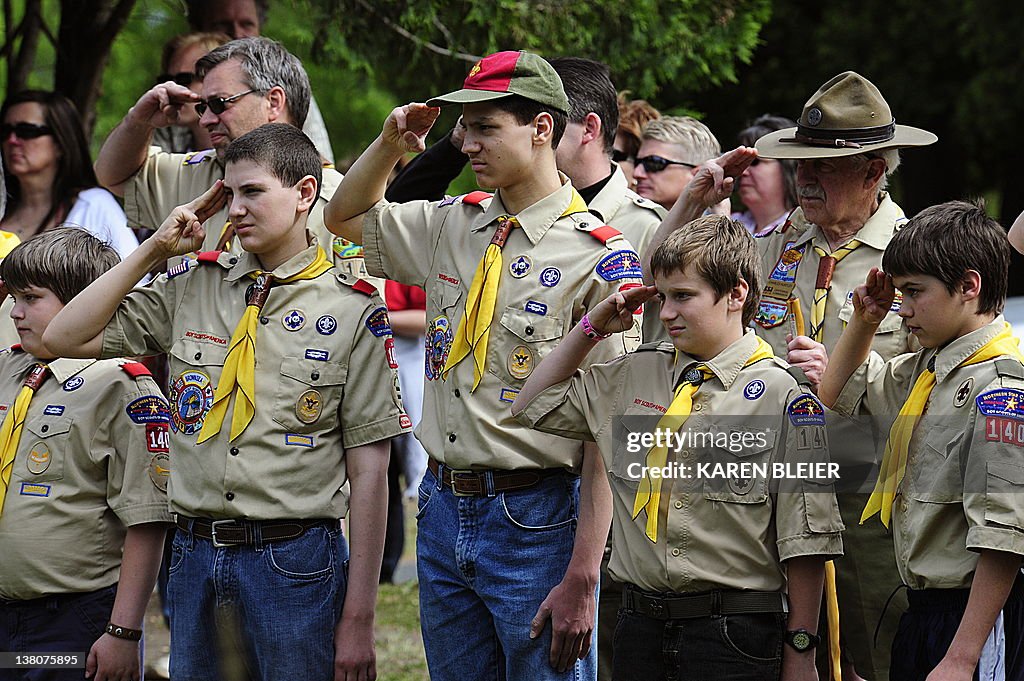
[427,458,569,497]
[623,584,788,620]
[175,516,333,547]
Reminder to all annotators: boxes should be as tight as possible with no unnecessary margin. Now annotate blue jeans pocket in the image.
[718,613,784,662]
[500,477,577,531]
[167,532,187,575]
[416,471,437,520]
[69,585,117,638]
[266,526,335,581]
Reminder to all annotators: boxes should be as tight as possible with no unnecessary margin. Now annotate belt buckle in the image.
[210,519,238,548]
[448,470,478,497]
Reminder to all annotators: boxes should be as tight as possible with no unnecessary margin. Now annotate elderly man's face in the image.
[795,156,879,229]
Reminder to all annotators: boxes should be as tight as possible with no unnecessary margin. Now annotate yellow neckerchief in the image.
[809,240,862,342]
[0,363,48,514]
[861,323,1024,527]
[633,337,774,542]
[443,188,588,390]
[197,247,333,444]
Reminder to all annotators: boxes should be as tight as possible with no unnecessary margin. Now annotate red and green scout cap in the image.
[426,50,569,114]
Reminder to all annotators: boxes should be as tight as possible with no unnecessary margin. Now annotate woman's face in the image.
[738,157,785,210]
[2,102,61,178]
[168,42,212,127]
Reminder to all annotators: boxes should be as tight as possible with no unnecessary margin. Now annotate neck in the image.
[500,159,562,215]
[749,198,789,230]
[821,195,880,248]
[689,326,745,362]
[256,224,310,272]
[568,153,613,192]
[953,312,998,345]
[16,171,57,209]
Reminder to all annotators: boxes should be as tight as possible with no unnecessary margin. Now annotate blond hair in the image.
[642,116,720,165]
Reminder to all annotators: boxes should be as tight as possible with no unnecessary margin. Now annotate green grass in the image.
[375,580,429,680]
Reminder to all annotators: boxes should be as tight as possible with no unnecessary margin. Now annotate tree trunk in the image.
[7,0,42,94]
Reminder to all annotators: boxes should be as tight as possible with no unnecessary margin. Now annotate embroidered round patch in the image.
[169,370,214,435]
[296,389,323,424]
[26,442,51,475]
[282,309,306,331]
[63,376,84,391]
[509,255,532,278]
[539,267,561,288]
[508,345,535,380]
[954,377,974,408]
[316,315,337,335]
[743,380,766,401]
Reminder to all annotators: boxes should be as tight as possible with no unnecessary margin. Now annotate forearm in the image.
[641,194,705,284]
[325,136,405,243]
[943,550,1022,669]
[785,555,825,633]
[108,523,169,629]
[341,442,389,624]
[512,326,597,415]
[1010,209,1024,254]
[43,238,165,357]
[389,309,426,338]
[563,443,612,585]
[385,132,468,203]
[94,114,154,196]
[818,316,879,408]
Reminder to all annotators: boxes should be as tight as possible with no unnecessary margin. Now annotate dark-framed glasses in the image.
[636,155,698,173]
[195,89,259,116]
[157,71,198,87]
[1,122,53,140]
[612,148,634,164]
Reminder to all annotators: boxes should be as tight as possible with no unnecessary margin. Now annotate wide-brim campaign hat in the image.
[756,71,937,159]
[426,50,570,114]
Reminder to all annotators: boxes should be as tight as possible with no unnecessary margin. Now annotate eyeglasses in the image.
[157,71,197,87]
[612,149,633,164]
[195,89,259,116]
[1,122,53,140]
[636,155,698,173]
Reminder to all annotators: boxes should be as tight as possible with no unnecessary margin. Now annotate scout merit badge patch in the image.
[296,390,323,424]
[125,395,171,424]
[26,442,51,474]
[595,250,643,282]
[978,388,1024,447]
[425,315,453,381]
[787,394,826,427]
[757,242,805,329]
[170,370,214,435]
[365,307,393,337]
[508,345,534,380]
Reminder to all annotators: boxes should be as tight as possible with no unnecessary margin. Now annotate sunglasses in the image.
[1,122,53,140]
[195,89,259,116]
[157,71,198,87]
[636,155,698,173]
[612,149,634,164]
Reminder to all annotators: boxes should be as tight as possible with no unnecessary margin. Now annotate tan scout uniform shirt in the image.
[363,178,643,471]
[519,331,844,593]
[753,193,912,361]
[833,317,1024,589]
[123,147,367,278]
[0,352,171,600]
[100,240,408,520]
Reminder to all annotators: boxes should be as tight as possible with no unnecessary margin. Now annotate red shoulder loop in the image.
[10,344,22,352]
[589,225,622,245]
[352,279,376,296]
[196,251,221,264]
[120,361,152,379]
[461,191,493,206]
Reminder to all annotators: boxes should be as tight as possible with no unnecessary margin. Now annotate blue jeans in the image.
[167,521,348,681]
[612,608,784,681]
[0,586,117,681]
[416,466,597,681]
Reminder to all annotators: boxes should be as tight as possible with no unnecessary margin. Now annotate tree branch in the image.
[353,0,479,62]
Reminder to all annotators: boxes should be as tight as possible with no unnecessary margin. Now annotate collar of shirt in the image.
[224,235,324,282]
[472,173,581,246]
[789,192,905,252]
[671,330,764,391]
[582,164,628,224]
[928,315,1007,383]
[47,357,97,384]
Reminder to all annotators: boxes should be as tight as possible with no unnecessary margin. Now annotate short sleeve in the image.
[517,356,628,443]
[832,349,921,417]
[123,147,217,232]
[101,273,178,359]
[362,199,446,288]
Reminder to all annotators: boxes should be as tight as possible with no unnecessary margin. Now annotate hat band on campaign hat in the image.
[781,121,897,150]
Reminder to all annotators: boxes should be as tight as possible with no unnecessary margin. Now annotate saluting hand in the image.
[682,146,758,210]
[128,81,201,130]
[852,267,897,326]
[586,285,659,335]
[382,103,440,154]
[151,180,227,259]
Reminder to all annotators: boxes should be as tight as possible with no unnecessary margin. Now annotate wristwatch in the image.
[785,628,820,652]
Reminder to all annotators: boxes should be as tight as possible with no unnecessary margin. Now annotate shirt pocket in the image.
[985,462,1024,532]
[488,306,564,386]
[168,338,229,436]
[905,427,964,504]
[702,429,777,504]
[15,414,74,483]
[607,409,660,492]
[272,356,348,434]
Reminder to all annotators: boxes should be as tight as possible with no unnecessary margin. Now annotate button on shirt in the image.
[362,178,642,471]
[832,316,1024,589]
[518,331,844,593]
[100,240,408,520]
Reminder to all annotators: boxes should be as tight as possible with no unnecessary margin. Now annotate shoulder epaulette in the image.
[196,251,222,264]
[182,149,216,166]
[120,361,152,379]
[630,194,666,215]
[461,191,493,206]
[635,341,675,353]
[588,225,623,245]
[786,365,812,386]
[352,279,377,296]
[994,358,1024,380]
[9,344,23,353]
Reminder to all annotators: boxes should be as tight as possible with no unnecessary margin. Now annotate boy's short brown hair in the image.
[882,200,1009,315]
[225,123,322,202]
[1,228,120,304]
[650,215,763,327]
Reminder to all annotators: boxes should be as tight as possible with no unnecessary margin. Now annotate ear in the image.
[295,175,317,212]
[728,278,750,313]
[533,112,554,147]
[959,269,982,302]
[863,157,887,189]
[580,112,602,145]
[265,86,288,123]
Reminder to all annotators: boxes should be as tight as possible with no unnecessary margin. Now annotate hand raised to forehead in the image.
[130,81,202,129]
[152,180,227,259]
[382,103,441,153]
[681,146,758,209]
[852,267,897,325]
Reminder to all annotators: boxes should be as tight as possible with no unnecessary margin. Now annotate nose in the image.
[228,194,245,219]
[199,107,219,128]
[460,133,479,155]
[633,162,648,179]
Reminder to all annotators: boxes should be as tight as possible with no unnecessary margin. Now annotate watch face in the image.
[791,631,812,650]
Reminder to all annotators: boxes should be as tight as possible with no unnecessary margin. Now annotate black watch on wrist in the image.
[785,628,820,652]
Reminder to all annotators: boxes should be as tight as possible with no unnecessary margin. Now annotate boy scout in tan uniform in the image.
[821,201,1024,681]
[515,216,843,681]
[46,124,407,681]
[0,229,170,681]
[327,51,642,681]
